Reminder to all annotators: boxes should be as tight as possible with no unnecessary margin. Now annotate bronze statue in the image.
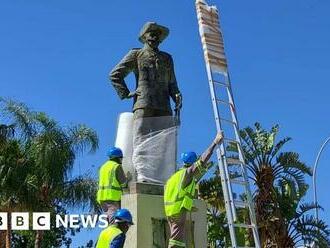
[109,22,182,183]
[110,22,182,119]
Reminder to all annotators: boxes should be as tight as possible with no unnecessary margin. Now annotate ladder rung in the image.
[224,138,239,144]
[215,98,231,105]
[234,200,249,208]
[213,80,229,87]
[230,179,248,185]
[226,158,244,165]
[234,223,255,229]
[220,117,236,125]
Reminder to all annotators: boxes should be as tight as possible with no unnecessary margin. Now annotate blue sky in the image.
[1,0,330,246]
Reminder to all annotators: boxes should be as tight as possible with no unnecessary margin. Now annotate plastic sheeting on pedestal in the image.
[115,112,135,178]
[133,116,178,184]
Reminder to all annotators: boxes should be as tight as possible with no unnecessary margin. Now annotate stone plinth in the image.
[129,181,164,195]
[122,182,207,248]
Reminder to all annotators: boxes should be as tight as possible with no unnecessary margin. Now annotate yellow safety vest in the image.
[164,168,196,217]
[97,160,122,203]
[96,225,122,248]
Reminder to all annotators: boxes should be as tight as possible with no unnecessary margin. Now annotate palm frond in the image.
[61,176,100,213]
[67,124,98,155]
[292,215,330,247]
[296,203,322,219]
[0,98,36,139]
[33,111,57,131]
[0,124,15,142]
[277,152,312,176]
[269,137,291,162]
[31,129,75,183]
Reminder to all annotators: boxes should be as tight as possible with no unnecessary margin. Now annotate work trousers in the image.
[167,210,187,248]
[101,201,121,224]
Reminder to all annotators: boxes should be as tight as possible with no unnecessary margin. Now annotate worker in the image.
[164,132,224,248]
[96,208,134,248]
[97,147,131,223]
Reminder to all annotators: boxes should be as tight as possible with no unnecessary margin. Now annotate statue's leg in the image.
[153,109,174,130]
[132,109,176,183]
[133,109,152,145]
[132,109,153,182]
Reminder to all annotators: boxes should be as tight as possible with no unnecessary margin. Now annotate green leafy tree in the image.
[0,98,99,247]
[0,124,36,248]
[199,171,252,247]
[199,123,330,247]
[199,172,229,248]
[233,123,329,247]
[273,182,330,247]
[11,204,82,248]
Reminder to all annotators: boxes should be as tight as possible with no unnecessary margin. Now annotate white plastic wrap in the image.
[114,112,135,178]
[132,116,178,184]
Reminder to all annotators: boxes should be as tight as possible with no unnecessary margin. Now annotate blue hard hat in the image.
[114,208,133,225]
[181,151,197,165]
[107,147,123,158]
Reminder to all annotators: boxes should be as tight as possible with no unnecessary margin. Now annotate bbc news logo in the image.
[0,213,109,230]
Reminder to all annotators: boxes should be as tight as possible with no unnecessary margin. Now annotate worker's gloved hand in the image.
[126,171,133,182]
[213,131,224,145]
[126,91,140,99]
[175,93,182,110]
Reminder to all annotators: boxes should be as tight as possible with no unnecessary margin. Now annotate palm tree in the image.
[231,123,329,247]
[0,124,15,143]
[0,98,99,247]
[274,182,330,247]
[0,122,36,248]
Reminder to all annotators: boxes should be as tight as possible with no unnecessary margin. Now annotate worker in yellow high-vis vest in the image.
[96,208,134,248]
[164,132,224,248]
[97,147,131,223]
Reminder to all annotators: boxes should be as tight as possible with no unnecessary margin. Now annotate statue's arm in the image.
[109,49,138,100]
[168,56,181,103]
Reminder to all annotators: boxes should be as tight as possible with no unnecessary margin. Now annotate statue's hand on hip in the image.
[175,93,182,110]
[126,171,133,182]
[126,91,141,99]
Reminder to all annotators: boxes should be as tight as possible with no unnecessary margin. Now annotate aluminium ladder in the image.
[196,1,261,247]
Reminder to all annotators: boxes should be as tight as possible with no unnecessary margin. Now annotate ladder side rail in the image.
[195,1,260,245]
[205,64,238,247]
[224,74,244,158]
[208,69,238,221]
[225,77,255,214]
[225,74,258,214]
[220,142,239,221]
[224,73,257,211]
[212,71,244,222]
[225,74,261,248]
[217,149,238,248]
[210,71,239,221]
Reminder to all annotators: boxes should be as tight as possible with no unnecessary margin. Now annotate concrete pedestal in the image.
[122,183,207,248]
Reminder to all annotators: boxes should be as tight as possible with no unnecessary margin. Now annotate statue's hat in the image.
[138,22,169,43]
